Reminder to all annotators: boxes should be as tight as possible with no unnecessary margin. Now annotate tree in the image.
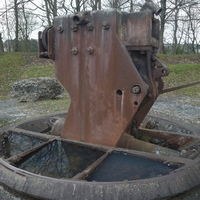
[1,0,13,51]
[14,0,19,51]
[89,0,101,10]
[168,0,199,54]
[182,3,200,53]
[103,0,130,10]
[19,1,37,51]
[70,0,88,12]
[43,0,58,25]
[0,33,4,52]
[0,0,200,54]
[158,0,167,53]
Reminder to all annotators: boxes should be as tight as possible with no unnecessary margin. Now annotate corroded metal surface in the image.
[39,10,168,146]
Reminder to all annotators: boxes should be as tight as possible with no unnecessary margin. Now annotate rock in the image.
[11,77,64,102]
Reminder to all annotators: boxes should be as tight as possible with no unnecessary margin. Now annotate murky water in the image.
[8,132,46,156]
[17,140,104,178]
[86,151,179,182]
[4,133,181,182]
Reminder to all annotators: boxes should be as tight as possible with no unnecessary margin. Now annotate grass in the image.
[0,52,55,99]
[0,52,26,97]
[21,65,54,79]
[22,97,70,115]
[0,121,10,128]
[163,64,200,97]
[158,54,200,65]
[0,52,199,99]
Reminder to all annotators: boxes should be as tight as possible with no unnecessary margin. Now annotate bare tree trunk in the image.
[177,22,185,53]
[89,0,101,10]
[172,2,179,54]
[158,0,166,54]
[44,0,52,25]
[76,0,81,12]
[22,3,29,51]
[188,8,197,53]
[113,0,117,8]
[0,33,4,52]
[4,0,12,51]
[98,0,101,10]
[14,0,19,52]
[182,2,199,54]
[70,0,87,12]
[130,0,133,12]
[53,0,58,16]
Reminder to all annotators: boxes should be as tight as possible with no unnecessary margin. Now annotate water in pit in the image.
[17,140,104,178]
[86,151,180,182]
[8,131,46,156]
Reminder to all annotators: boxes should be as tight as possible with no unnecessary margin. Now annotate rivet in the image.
[71,24,78,32]
[86,47,94,54]
[57,25,64,33]
[132,85,141,94]
[71,47,78,55]
[86,23,94,31]
[102,21,110,30]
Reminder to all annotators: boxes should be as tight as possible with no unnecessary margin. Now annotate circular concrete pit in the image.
[0,113,200,200]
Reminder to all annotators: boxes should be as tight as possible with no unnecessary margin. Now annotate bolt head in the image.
[132,85,141,94]
[102,21,110,30]
[71,47,78,55]
[71,24,78,32]
[86,47,94,54]
[86,23,94,31]
[57,25,64,33]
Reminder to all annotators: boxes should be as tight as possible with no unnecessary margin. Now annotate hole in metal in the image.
[116,89,123,96]
[73,16,80,23]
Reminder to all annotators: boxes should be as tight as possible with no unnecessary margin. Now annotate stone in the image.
[11,77,64,102]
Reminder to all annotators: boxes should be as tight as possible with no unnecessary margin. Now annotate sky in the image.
[0,0,199,45]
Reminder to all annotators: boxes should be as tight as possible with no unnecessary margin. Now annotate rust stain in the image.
[39,10,168,147]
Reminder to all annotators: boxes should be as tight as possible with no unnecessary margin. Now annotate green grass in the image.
[0,120,10,128]
[0,52,26,97]
[158,54,200,65]
[0,52,199,99]
[21,65,54,79]
[163,64,200,97]
[0,52,54,99]
[22,97,70,114]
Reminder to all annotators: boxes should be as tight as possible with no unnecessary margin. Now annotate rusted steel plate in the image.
[38,10,170,147]
[138,128,196,150]
[53,10,149,146]
[120,11,158,47]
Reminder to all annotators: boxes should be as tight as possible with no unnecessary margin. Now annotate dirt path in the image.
[1,95,199,131]
[149,95,200,129]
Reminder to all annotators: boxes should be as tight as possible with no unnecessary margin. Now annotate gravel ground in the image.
[149,95,200,129]
[0,95,199,131]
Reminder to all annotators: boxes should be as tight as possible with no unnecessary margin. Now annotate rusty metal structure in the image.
[1,2,200,200]
[39,8,169,147]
